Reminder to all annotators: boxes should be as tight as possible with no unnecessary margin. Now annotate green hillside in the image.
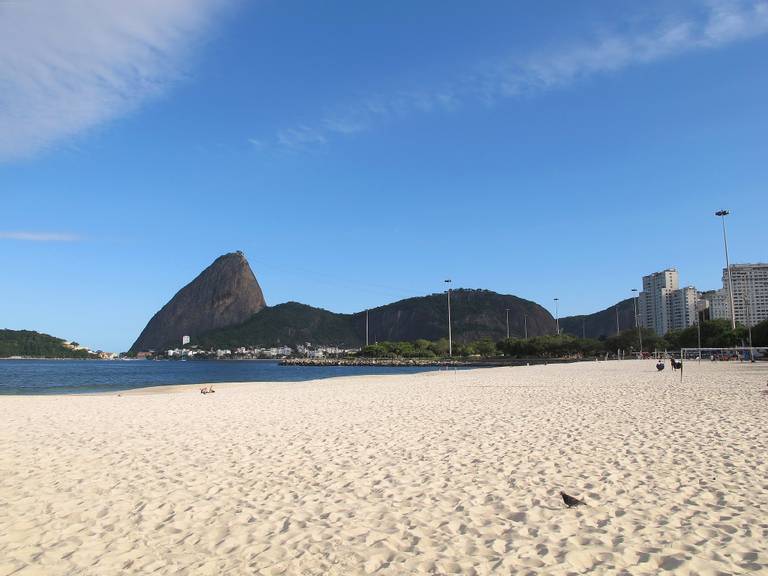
[356,289,554,343]
[195,302,359,349]
[189,289,555,350]
[559,298,637,340]
[0,329,95,358]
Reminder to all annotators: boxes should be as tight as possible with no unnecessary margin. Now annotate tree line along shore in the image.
[348,318,767,361]
[3,318,766,361]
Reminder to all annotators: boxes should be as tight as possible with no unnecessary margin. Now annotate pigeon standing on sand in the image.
[560,491,586,508]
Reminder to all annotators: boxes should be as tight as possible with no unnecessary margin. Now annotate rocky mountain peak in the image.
[129,252,266,352]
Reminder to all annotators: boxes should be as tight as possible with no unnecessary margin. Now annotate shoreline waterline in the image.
[0,358,456,396]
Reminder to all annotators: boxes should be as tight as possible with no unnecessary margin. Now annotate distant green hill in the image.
[195,302,359,349]
[356,289,554,343]
[0,329,95,358]
[559,298,637,340]
[191,289,555,350]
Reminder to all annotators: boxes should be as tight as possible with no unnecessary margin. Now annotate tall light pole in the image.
[744,295,753,361]
[696,305,702,360]
[631,288,642,355]
[505,308,510,340]
[715,210,737,330]
[554,298,559,335]
[444,279,452,357]
[524,313,528,339]
[615,305,620,336]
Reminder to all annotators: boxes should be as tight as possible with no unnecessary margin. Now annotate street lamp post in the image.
[744,295,754,362]
[445,279,452,357]
[632,288,642,356]
[715,210,737,330]
[554,298,559,335]
[524,313,528,339]
[696,307,702,360]
[505,308,510,340]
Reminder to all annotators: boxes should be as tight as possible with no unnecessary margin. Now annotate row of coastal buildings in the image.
[164,344,356,359]
[638,264,768,336]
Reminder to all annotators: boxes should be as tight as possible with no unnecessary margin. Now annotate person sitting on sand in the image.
[656,360,665,371]
[200,386,208,394]
[208,385,215,393]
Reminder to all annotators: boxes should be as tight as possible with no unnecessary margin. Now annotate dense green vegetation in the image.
[360,335,602,359]
[359,338,498,358]
[751,318,768,347]
[0,329,95,359]
[671,318,767,348]
[356,319,768,359]
[665,319,747,349]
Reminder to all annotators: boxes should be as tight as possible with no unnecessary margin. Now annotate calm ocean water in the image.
[0,359,441,395]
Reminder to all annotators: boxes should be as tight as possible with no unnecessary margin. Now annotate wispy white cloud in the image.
[479,0,768,99]
[0,0,230,161]
[276,126,328,150]
[0,232,81,242]
[272,89,459,151]
[271,0,768,150]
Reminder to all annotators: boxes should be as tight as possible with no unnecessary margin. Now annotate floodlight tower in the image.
[631,288,642,355]
[524,313,528,339]
[715,210,736,330]
[444,279,452,356]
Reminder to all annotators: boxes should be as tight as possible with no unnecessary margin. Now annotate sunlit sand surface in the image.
[1,360,766,575]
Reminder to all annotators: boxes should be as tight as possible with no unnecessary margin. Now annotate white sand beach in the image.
[1,360,766,575]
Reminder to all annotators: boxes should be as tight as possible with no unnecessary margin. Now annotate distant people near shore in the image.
[200,385,215,394]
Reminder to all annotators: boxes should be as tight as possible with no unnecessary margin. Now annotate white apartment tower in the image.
[670,286,697,330]
[701,289,730,321]
[711,264,768,326]
[638,269,697,335]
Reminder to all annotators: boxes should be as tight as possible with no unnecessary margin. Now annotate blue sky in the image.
[2,0,767,352]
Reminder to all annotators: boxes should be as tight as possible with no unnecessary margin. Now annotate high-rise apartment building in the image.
[700,289,728,322]
[638,269,697,335]
[670,286,697,331]
[711,264,768,326]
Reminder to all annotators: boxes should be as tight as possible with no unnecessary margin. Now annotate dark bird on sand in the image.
[561,491,586,508]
